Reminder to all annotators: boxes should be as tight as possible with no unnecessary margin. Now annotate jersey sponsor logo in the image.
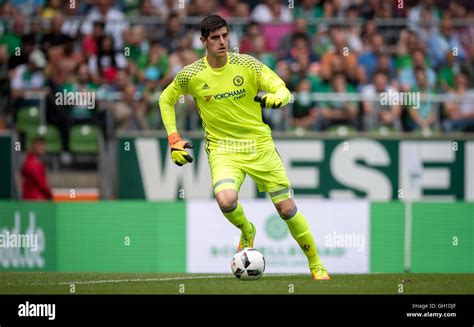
[204,95,212,102]
[213,88,246,100]
[203,83,210,90]
[233,75,244,86]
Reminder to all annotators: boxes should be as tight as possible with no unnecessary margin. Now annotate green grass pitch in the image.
[0,273,473,294]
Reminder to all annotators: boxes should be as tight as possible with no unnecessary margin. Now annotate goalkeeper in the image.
[159,15,329,280]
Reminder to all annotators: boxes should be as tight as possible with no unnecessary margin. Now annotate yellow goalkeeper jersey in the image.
[159,52,291,153]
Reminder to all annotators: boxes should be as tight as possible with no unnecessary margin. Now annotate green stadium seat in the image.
[16,106,40,133]
[25,125,63,154]
[69,124,99,154]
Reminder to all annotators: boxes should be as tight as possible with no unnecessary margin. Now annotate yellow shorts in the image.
[208,148,292,203]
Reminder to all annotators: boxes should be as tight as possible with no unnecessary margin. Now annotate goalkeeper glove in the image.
[260,93,283,109]
[168,132,194,166]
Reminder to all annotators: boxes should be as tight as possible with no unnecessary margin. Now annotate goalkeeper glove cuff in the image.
[168,132,194,166]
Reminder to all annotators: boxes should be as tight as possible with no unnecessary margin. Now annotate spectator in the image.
[137,41,169,88]
[41,0,62,18]
[158,12,188,53]
[81,0,129,50]
[345,5,364,54]
[238,21,261,54]
[427,18,466,70]
[284,32,319,67]
[278,18,310,60]
[398,48,436,91]
[250,0,292,23]
[218,0,246,18]
[112,83,148,131]
[362,70,401,131]
[293,0,324,35]
[21,136,53,200]
[375,1,399,46]
[358,34,388,84]
[407,0,441,38]
[88,35,128,83]
[406,67,437,132]
[40,14,70,55]
[82,21,106,57]
[358,0,379,20]
[48,36,83,89]
[152,0,188,19]
[10,49,47,114]
[317,73,358,131]
[321,27,359,84]
[375,53,397,85]
[461,41,474,87]
[443,72,474,132]
[188,0,219,17]
[0,15,25,58]
[123,25,149,62]
[292,79,318,132]
[437,51,460,92]
[249,34,276,70]
[360,19,379,51]
[61,0,82,38]
[129,0,162,38]
[64,63,99,125]
[7,33,35,70]
[11,0,44,16]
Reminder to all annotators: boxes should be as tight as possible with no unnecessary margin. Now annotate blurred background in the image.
[0,0,472,275]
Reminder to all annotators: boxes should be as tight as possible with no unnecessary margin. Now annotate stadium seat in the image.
[16,107,40,133]
[25,125,63,154]
[69,124,99,154]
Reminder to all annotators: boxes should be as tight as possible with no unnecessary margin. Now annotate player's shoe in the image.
[237,222,256,252]
[311,265,331,281]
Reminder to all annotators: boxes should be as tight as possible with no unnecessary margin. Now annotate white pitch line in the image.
[6,274,301,287]
[10,275,232,286]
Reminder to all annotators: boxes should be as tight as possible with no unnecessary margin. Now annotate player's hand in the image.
[260,93,282,109]
[168,132,194,166]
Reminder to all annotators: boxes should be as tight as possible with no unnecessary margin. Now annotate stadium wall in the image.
[0,201,471,273]
[117,136,474,201]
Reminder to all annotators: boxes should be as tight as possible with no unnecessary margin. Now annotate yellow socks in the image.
[284,210,322,270]
[222,202,253,235]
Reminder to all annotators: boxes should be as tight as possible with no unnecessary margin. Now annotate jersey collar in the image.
[204,52,229,71]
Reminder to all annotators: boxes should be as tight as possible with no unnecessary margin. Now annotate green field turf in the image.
[0,273,473,295]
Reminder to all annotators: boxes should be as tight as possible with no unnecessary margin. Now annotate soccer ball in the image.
[231,248,265,280]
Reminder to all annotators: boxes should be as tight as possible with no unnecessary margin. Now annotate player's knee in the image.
[216,190,238,212]
[275,199,297,219]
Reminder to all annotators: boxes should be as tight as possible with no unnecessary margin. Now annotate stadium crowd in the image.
[1,0,474,152]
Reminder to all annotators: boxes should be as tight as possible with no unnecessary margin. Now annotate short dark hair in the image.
[200,15,228,39]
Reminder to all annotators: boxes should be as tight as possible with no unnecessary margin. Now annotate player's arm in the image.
[159,75,194,166]
[257,64,292,109]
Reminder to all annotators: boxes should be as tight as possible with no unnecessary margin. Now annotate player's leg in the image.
[243,148,329,280]
[215,189,255,251]
[273,197,330,281]
[209,153,255,252]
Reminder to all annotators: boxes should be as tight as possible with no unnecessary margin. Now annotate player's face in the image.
[202,27,229,57]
